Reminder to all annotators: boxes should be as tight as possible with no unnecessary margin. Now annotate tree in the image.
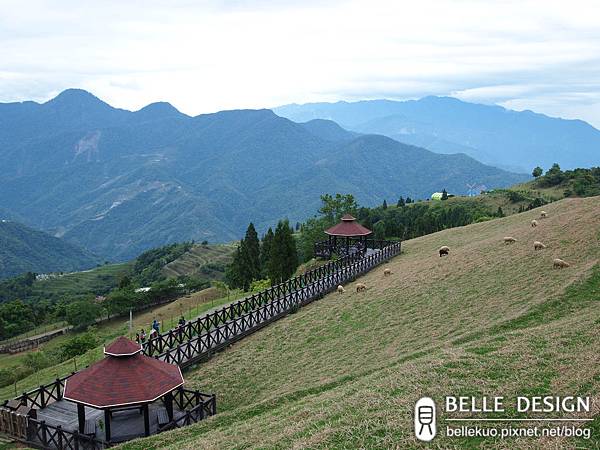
[543,163,565,186]
[496,206,505,217]
[318,194,358,222]
[267,220,298,284]
[405,197,413,204]
[241,223,261,283]
[373,220,386,240]
[397,197,405,208]
[382,199,388,209]
[260,228,275,277]
[441,189,448,200]
[65,300,101,330]
[532,166,543,178]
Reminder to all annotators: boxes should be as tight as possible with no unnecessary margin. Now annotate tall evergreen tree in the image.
[441,189,448,200]
[382,199,388,209]
[397,197,405,207]
[268,220,298,284]
[260,228,274,278]
[242,223,260,280]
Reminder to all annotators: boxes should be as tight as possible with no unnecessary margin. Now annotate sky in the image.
[1,0,600,127]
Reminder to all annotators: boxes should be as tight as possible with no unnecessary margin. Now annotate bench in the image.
[157,408,169,426]
[84,419,96,436]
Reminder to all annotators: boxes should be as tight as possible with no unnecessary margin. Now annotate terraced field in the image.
[162,244,235,280]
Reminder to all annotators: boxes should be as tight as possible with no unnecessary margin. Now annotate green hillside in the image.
[118,197,599,449]
[161,243,235,280]
[0,220,99,280]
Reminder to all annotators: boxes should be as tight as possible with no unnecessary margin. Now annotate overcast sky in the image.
[2,0,600,127]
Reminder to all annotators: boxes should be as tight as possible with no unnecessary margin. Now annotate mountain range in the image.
[0,89,527,260]
[0,219,98,279]
[274,97,600,172]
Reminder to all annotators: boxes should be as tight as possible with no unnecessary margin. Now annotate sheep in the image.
[540,211,548,218]
[337,285,345,294]
[503,237,517,244]
[439,246,450,257]
[553,258,570,269]
[533,241,546,250]
[531,219,538,228]
[383,268,392,276]
[356,283,367,292]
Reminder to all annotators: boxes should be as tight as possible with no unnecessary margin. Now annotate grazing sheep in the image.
[531,219,538,227]
[553,258,570,269]
[540,211,548,218]
[356,283,367,292]
[337,285,345,294]
[503,237,517,244]
[383,268,392,276]
[533,241,547,250]
[439,246,450,257]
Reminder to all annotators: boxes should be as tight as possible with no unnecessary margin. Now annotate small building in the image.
[315,214,372,258]
[431,192,444,201]
[61,336,184,442]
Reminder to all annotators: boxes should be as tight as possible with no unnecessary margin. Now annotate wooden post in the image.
[165,392,174,421]
[143,404,150,436]
[77,403,85,433]
[104,409,111,442]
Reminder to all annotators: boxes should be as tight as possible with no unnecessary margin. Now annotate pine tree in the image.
[242,223,260,280]
[260,228,274,278]
[267,220,298,284]
[441,189,448,200]
[397,197,405,208]
[382,199,388,209]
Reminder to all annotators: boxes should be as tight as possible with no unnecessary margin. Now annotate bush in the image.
[60,330,99,360]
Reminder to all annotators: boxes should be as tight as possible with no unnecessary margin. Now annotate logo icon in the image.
[415,397,437,441]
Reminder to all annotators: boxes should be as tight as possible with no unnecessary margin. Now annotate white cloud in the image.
[1,0,600,126]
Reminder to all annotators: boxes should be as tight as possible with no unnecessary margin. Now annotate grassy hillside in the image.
[0,220,98,280]
[119,197,599,449]
[161,244,235,280]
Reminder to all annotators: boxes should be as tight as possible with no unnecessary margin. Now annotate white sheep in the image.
[553,258,570,269]
[439,246,450,257]
[503,237,517,244]
[337,285,345,294]
[540,211,548,218]
[356,283,367,292]
[383,268,392,276]
[533,241,546,250]
[531,219,538,228]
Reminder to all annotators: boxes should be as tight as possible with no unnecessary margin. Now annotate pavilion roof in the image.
[324,214,372,237]
[63,337,183,408]
[104,336,142,356]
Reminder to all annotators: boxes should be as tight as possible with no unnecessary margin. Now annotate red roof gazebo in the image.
[63,336,183,442]
[321,214,372,257]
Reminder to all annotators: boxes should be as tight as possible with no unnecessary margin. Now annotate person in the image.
[135,332,140,343]
[178,316,186,328]
[152,319,160,334]
[140,329,146,343]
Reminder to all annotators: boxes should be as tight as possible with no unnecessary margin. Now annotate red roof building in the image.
[324,214,372,237]
[62,336,184,441]
[317,214,372,258]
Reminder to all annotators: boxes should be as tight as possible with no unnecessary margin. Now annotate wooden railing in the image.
[1,239,400,449]
[158,387,217,433]
[155,241,402,368]
[143,239,401,357]
[27,419,106,450]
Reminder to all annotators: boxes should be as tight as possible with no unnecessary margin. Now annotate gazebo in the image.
[321,214,372,257]
[62,336,184,442]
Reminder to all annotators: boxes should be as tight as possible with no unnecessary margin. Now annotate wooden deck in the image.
[37,400,186,443]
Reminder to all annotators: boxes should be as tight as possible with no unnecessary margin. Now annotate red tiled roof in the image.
[324,214,372,237]
[104,336,142,356]
[63,338,183,408]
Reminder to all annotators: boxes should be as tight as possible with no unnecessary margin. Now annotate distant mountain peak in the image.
[135,101,186,119]
[44,88,113,111]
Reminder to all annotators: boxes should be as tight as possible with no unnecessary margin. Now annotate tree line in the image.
[225,220,298,290]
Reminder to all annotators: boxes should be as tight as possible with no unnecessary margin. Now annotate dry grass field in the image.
[114,197,599,449]
[118,197,600,449]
